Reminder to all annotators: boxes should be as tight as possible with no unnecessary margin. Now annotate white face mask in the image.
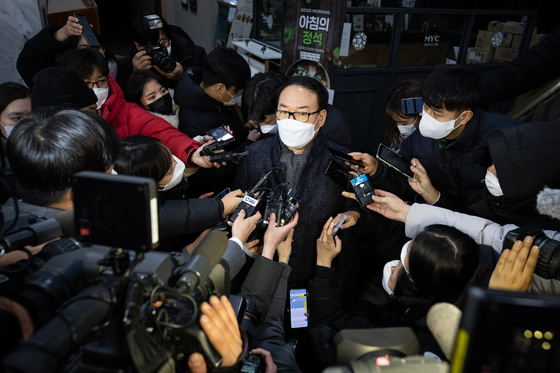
[397,116,418,137]
[220,89,243,107]
[382,260,400,296]
[166,46,172,56]
[277,117,319,149]
[419,108,465,140]
[93,87,109,110]
[260,123,278,134]
[1,122,14,138]
[111,169,118,175]
[485,170,504,197]
[159,155,185,191]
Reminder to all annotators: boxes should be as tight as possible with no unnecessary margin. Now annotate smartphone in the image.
[207,126,234,142]
[376,143,414,179]
[327,147,362,166]
[333,214,347,236]
[74,13,101,48]
[325,160,349,189]
[214,187,230,200]
[401,97,423,115]
[289,289,308,328]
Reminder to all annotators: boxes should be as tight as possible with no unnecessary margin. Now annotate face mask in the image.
[397,116,418,137]
[382,260,400,296]
[220,89,243,107]
[260,123,278,134]
[277,117,320,149]
[148,93,173,115]
[111,169,118,175]
[93,87,109,110]
[485,170,504,197]
[159,155,185,191]
[401,240,413,280]
[419,109,465,140]
[0,122,14,138]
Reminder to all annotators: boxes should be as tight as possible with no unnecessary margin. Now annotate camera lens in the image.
[533,235,560,280]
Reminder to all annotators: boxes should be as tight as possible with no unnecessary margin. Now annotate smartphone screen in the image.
[333,214,347,236]
[327,147,362,166]
[74,13,101,48]
[325,160,349,189]
[214,187,230,200]
[289,289,308,328]
[207,126,234,142]
[376,144,414,179]
[401,97,423,114]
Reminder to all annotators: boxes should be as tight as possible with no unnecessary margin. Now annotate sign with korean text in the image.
[281,0,346,87]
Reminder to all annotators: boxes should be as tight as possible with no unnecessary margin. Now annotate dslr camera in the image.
[142,14,176,73]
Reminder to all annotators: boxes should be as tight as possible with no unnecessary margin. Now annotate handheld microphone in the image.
[229,170,274,223]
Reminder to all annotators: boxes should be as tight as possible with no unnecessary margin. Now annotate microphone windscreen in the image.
[426,302,462,361]
[53,209,75,237]
[537,187,560,221]
[192,230,229,268]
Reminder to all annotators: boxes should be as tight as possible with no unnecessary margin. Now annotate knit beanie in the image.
[32,67,97,110]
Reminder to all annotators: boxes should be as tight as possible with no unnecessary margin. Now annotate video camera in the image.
[142,14,176,73]
[503,224,560,280]
[0,171,251,373]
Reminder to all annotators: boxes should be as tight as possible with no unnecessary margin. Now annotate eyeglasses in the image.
[158,38,171,48]
[85,78,109,89]
[275,109,321,123]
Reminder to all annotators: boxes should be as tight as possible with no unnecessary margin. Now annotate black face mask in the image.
[147,93,173,115]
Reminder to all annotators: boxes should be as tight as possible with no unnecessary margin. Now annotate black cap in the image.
[32,67,98,110]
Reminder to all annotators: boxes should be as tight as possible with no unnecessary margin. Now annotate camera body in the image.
[144,43,176,73]
[503,224,560,280]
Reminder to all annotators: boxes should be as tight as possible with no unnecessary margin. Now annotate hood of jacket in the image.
[475,121,560,227]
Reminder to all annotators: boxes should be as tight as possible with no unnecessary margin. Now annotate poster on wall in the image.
[280,0,347,88]
[227,0,254,48]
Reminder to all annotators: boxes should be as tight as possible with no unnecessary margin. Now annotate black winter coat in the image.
[469,121,560,230]
[369,109,520,213]
[232,133,361,290]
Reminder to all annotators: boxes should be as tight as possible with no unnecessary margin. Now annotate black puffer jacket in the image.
[369,109,520,213]
[469,121,560,230]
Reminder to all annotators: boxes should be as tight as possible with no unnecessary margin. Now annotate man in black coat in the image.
[232,76,361,292]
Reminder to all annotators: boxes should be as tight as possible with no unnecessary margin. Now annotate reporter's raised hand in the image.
[262,213,299,260]
[190,143,226,169]
[348,152,378,176]
[132,49,152,71]
[367,189,410,222]
[231,209,262,245]
[276,227,294,264]
[200,295,243,366]
[332,210,360,230]
[316,217,342,268]
[221,189,244,217]
[408,158,440,204]
[489,236,539,292]
[55,15,83,42]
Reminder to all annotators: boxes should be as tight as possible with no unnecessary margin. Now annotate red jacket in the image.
[101,78,201,167]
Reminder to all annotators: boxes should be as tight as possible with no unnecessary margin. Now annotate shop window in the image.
[254,0,286,49]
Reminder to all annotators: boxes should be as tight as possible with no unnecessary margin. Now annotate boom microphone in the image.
[537,187,560,221]
[426,302,462,361]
